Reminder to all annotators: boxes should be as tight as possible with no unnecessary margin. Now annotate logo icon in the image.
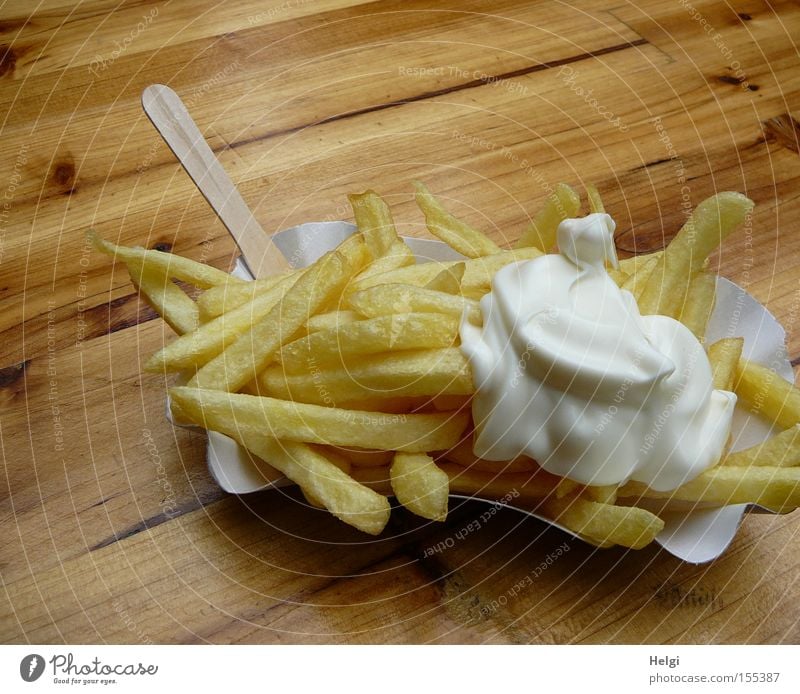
[20,654,45,682]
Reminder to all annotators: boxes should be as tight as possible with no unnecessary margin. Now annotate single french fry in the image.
[300,446,353,509]
[258,439,388,534]
[306,310,360,332]
[330,447,394,468]
[348,190,399,259]
[707,337,744,391]
[436,438,538,473]
[442,463,560,505]
[540,495,664,549]
[126,258,199,335]
[391,452,449,521]
[189,248,358,391]
[278,313,459,372]
[259,348,474,404]
[413,180,502,258]
[170,386,469,453]
[585,183,605,213]
[619,466,800,512]
[735,359,800,429]
[722,425,800,467]
[637,192,753,317]
[352,240,415,286]
[347,283,481,322]
[197,271,299,321]
[620,254,660,302]
[584,485,618,505]
[146,274,302,372]
[680,272,717,340]
[425,262,466,295]
[555,478,581,499]
[607,268,629,287]
[617,250,664,275]
[347,247,541,297]
[515,183,581,251]
[91,231,237,289]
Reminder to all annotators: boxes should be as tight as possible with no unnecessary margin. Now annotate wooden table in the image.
[2,0,799,645]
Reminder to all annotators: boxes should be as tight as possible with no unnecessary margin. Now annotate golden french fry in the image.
[584,485,618,505]
[91,231,237,289]
[189,248,359,391]
[347,283,480,322]
[680,272,716,340]
[260,440,388,534]
[352,240,415,286]
[707,337,744,391]
[619,466,800,512]
[540,495,664,549]
[413,180,501,258]
[170,386,469,453]
[438,438,538,473]
[442,463,559,505]
[620,253,661,302]
[391,452,449,521]
[278,313,459,373]
[585,183,605,213]
[259,348,474,404]
[306,310,360,332]
[735,359,800,429]
[348,190,399,259]
[197,271,299,321]
[722,425,800,467]
[638,192,753,317]
[330,447,394,468]
[607,268,629,287]
[425,262,466,294]
[617,250,664,275]
[146,275,301,372]
[555,478,581,499]
[126,258,199,335]
[347,247,541,297]
[515,183,581,250]
[301,446,353,509]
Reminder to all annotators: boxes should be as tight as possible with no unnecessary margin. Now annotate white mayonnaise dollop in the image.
[459,213,736,492]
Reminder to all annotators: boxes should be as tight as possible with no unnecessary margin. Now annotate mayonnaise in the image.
[459,213,736,492]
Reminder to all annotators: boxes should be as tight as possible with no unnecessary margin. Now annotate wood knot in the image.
[51,157,78,195]
[0,44,17,78]
[0,360,29,388]
[151,241,172,252]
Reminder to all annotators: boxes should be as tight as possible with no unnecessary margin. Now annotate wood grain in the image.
[1,0,799,644]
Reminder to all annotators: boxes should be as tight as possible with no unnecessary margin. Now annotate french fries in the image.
[390,452,449,521]
[735,359,800,429]
[413,180,502,258]
[103,181,800,550]
[278,313,459,372]
[637,192,753,318]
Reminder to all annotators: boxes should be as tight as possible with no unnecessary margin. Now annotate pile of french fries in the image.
[93,181,800,549]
